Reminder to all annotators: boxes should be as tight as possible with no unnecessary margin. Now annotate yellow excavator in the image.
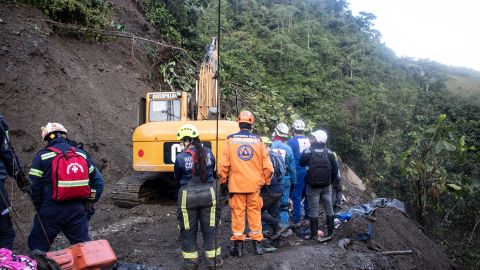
[112,38,239,207]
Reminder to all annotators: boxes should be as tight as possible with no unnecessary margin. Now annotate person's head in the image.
[310,130,327,145]
[177,124,208,180]
[292,119,306,135]
[273,123,289,141]
[237,111,255,130]
[261,136,272,151]
[41,122,68,142]
[177,124,200,149]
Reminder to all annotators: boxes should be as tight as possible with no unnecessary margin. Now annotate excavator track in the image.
[111,173,176,208]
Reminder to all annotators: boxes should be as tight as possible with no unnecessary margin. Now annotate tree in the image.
[400,114,468,226]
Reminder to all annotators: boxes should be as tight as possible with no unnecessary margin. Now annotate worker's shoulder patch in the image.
[237,144,255,161]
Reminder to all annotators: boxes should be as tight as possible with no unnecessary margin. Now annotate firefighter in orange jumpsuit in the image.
[219,111,273,257]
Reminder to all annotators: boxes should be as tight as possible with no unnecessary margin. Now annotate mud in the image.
[0,2,457,270]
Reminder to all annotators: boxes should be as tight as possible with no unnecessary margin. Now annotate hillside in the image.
[0,1,156,183]
[1,0,478,269]
[445,68,480,97]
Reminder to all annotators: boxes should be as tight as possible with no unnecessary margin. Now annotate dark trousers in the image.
[0,187,15,249]
[177,185,221,260]
[28,204,89,252]
[261,192,282,227]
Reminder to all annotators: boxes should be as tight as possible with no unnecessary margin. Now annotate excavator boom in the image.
[112,38,238,208]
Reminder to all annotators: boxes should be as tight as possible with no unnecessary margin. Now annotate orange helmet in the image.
[237,111,255,124]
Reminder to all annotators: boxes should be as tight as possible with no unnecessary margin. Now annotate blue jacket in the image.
[271,140,297,186]
[299,143,339,184]
[28,137,104,209]
[265,150,284,194]
[287,135,311,171]
[174,146,215,187]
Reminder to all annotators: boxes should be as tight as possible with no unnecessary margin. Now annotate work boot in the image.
[309,218,319,240]
[183,259,199,270]
[206,258,223,269]
[270,223,288,240]
[230,240,243,258]
[252,241,264,255]
[289,221,301,229]
[318,215,335,243]
[281,228,293,237]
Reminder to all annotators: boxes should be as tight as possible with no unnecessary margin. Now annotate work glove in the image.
[220,183,228,198]
[18,172,33,195]
[85,200,95,221]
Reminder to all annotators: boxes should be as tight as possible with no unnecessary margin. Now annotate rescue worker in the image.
[287,119,310,228]
[174,124,222,270]
[299,130,338,242]
[260,137,287,240]
[271,123,297,228]
[219,111,273,257]
[0,114,31,249]
[28,123,104,252]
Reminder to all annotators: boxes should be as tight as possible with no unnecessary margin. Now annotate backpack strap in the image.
[47,146,76,153]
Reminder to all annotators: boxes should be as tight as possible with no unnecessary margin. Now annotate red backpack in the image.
[48,147,91,201]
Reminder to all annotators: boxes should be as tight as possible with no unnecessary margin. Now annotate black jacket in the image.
[0,115,14,182]
[299,142,339,185]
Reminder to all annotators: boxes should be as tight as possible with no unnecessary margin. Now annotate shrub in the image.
[25,0,110,29]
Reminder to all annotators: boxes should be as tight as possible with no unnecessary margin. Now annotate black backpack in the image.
[307,149,331,187]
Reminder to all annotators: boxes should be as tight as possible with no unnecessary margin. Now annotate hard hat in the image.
[293,119,306,131]
[177,124,200,140]
[238,111,255,124]
[261,136,272,145]
[41,122,67,141]
[274,123,289,138]
[311,130,328,143]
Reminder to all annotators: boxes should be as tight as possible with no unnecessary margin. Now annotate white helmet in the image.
[41,122,68,141]
[274,123,289,138]
[311,130,327,143]
[293,119,306,131]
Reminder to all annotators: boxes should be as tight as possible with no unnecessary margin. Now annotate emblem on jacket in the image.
[237,145,254,161]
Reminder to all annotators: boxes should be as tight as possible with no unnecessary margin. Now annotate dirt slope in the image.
[0,2,458,270]
[0,2,154,185]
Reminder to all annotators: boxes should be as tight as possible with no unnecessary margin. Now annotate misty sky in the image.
[348,0,480,71]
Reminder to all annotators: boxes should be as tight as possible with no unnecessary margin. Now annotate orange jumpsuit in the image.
[219,130,273,241]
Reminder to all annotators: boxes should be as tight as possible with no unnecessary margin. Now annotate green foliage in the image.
[136,1,480,265]
[400,114,467,225]
[145,5,182,43]
[24,0,110,29]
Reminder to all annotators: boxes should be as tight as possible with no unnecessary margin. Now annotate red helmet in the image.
[237,111,255,124]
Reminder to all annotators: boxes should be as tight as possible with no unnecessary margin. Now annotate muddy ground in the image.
[0,1,458,269]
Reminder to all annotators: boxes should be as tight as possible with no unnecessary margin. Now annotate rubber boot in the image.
[206,258,223,269]
[270,223,288,240]
[230,240,243,258]
[252,241,264,255]
[309,218,319,240]
[327,215,335,236]
[318,215,334,243]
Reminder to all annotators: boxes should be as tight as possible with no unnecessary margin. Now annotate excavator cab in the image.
[112,38,239,208]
